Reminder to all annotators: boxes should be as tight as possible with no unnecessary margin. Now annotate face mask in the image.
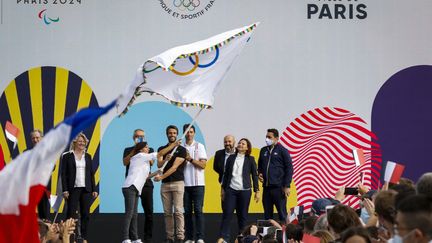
[135,136,145,143]
[265,138,274,146]
[392,230,414,243]
[360,207,370,224]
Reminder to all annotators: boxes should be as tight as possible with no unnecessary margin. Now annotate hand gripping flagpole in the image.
[158,107,204,173]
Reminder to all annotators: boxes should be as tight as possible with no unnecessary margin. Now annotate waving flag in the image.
[0,101,115,243]
[117,22,259,116]
[353,148,366,167]
[5,121,20,149]
[384,161,405,183]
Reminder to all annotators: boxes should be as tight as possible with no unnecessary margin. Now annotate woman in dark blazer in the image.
[61,132,97,243]
[219,138,260,242]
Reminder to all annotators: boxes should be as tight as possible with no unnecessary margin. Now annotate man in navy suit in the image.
[213,135,236,184]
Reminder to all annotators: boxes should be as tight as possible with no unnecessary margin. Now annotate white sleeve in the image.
[198,143,207,160]
[134,152,157,162]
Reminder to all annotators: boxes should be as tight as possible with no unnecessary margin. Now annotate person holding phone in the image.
[219,138,260,242]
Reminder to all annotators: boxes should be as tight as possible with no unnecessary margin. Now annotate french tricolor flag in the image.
[0,101,115,243]
[352,148,366,167]
[5,121,20,149]
[384,161,405,184]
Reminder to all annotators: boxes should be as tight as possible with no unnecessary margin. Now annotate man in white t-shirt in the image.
[182,124,207,243]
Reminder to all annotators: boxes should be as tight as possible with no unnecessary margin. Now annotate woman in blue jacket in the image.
[219,138,260,242]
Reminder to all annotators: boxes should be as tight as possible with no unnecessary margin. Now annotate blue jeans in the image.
[122,185,139,241]
[219,187,251,241]
[184,186,205,241]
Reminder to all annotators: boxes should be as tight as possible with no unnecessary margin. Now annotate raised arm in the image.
[157,141,181,168]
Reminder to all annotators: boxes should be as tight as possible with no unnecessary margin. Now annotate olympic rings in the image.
[143,66,161,73]
[169,54,199,76]
[189,46,219,68]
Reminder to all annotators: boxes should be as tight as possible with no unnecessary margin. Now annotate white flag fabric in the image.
[117,22,259,116]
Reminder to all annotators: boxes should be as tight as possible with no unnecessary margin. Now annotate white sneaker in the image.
[197,240,205,243]
[184,241,194,243]
[122,240,132,243]
[132,240,143,243]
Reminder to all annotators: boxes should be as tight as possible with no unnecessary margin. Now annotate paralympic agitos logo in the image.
[158,0,216,20]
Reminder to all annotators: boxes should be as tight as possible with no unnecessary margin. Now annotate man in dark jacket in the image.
[258,128,293,221]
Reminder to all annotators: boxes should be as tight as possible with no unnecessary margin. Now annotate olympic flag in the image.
[117,22,259,116]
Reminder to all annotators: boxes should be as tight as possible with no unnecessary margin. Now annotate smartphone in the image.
[275,229,283,243]
[257,226,264,235]
[344,187,359,195]
[257,219,272,227]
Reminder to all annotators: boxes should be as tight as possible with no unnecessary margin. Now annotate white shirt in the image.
[123,152,157,195]
[74,152,86,188]
[230,154,248,190]
[183,140,207,187]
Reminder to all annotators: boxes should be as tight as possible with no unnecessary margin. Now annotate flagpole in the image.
[159,108,204,172]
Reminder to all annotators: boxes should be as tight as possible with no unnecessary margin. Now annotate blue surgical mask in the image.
[135,136,145,143]
[265,138,273,146]
[392,230,414,243]
[360,207,370,224]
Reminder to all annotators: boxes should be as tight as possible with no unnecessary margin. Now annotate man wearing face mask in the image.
[258,128,293,221]
[123,129,154,243]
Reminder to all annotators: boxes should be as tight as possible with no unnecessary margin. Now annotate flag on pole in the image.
[5,121,20,149]
[352,148,366,167]
[384,161,405,184]
[0,101,115,243]
[117,22,259,116]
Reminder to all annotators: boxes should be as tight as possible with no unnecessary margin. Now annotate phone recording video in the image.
[275,229,284,243]
[344,187,359,195]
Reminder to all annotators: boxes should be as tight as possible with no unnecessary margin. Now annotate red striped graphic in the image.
[281,107,382,212]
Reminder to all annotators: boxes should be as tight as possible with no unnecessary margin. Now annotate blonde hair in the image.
[70,133,89,151]
[312,230,335,243]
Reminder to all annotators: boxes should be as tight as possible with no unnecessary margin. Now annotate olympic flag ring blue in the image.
[189,46,219,68]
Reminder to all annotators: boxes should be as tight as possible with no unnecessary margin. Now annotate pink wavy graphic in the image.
[281,107,382,211]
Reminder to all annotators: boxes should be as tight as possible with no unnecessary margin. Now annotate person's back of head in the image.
[416,172,432,198]
[303,215,318,234]
[374,190,397,225]
[327,204,362,237]
[391,184,417,208]
[340,226,372,243]
[314,214,329,232]
[312,230,335,243]
[285,223,303,241]
[395,194,432,242]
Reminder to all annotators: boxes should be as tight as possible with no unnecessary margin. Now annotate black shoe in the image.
[143,239,152,243]
[174,239,184,243]
[165,240,174,243]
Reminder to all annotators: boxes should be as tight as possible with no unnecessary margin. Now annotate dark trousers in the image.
[262,186,287,221]
[38,192,50,220]
[66,187,92,239]
[123,185,139,241]
[184,186,205,241]
[220,187,251,241]
[140,186,154,240]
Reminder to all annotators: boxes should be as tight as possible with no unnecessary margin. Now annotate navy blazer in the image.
[213,149,226,184]
[222,153,259,192]
[61,151,96,193]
